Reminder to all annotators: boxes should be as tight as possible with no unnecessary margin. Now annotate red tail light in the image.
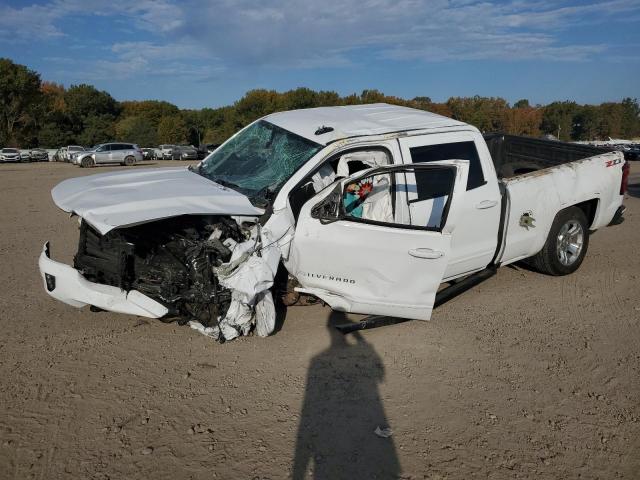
[620,161,630,195]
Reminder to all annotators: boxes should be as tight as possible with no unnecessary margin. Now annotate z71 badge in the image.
[605,157,623,167]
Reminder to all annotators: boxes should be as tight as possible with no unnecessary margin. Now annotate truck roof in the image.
[264,103,467,145]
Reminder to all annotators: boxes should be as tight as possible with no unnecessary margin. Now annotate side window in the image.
[408,141,485,190]
[410,167,455,229]
[332,165,455,231]
[413,168,456,202]
[343,172,395,224]
[290,148,392,221]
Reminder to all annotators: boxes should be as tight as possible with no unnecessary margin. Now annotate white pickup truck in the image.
[39,104,629,339]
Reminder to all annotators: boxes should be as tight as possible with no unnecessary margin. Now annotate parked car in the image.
[157,145,175,160]
[75,142,143,167]
[63,145,85,162]
[39,104,628,342]
[175,145,198,160]
[0,148,21,162]
[53,147,65,162]
[29,148,49,162]
[197,144,219,160]
[141,148,155,160]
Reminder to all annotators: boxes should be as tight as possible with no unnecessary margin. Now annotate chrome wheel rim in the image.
[556,220,584,266]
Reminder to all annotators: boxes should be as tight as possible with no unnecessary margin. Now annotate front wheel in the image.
[80,157,95,168]
[527,206,589,276]
[123,156,136,166]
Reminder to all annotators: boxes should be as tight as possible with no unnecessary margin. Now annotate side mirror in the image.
[311,183,343,224]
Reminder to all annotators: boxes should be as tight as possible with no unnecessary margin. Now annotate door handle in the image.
[476,200,498,209]
[408,248,444,259]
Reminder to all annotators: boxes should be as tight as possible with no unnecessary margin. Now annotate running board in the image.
[334,316,411,334]
[434,266,497,308]
[335,267,497,334]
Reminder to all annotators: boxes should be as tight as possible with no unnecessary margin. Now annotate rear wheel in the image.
[80,157,95,168]
[123,156,135,166]
[527,206,589,275]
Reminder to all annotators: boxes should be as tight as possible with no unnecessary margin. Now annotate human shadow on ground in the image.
[292,311,400,479]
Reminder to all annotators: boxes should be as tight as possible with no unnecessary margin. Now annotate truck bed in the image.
[483,134,606,179]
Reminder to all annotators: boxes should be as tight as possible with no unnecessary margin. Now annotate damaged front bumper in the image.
[38,242,169,318]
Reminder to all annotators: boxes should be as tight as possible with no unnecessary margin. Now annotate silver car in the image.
[77,143,143,168]
[65,145,85,162]
[158,144,176,160]
[0,148,21,162]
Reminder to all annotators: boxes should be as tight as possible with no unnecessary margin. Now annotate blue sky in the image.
[1,0,639,109]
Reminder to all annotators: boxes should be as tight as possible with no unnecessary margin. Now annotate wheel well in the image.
[572,198,598,228]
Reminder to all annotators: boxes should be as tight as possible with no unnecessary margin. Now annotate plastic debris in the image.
[374,426,393,438]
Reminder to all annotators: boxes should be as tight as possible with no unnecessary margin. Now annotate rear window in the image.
[408,141,486,190]
[413,167,456,202]
[68,146,84,151]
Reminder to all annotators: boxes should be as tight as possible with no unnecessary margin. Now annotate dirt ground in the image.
[0,160,638,480]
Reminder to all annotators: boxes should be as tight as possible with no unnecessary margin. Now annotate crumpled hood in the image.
[51,167,263,235]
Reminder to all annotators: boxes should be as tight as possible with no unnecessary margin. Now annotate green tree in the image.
[77,114,115,146]
[183,110,208,146]
[572,105,600,141]
[447,96,509,132]
[115,115,157,146]
[513,99,530,109]
[0,58,42,145]
[201,106,239,145]
[234,89,281,125]
[157,115,188,144]
[36,81,73,147]
[620,98,640,138]
[64,84,119,145]
[119,100,180,129]
[541,101,580,140]
[38,119,74,148]
[65,84,119,120]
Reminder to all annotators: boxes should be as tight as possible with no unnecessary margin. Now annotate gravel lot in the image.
[0,161,639,479]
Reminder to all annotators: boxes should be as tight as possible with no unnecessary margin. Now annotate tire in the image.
[123,156,135,166]
[527,206,589,276]
[80,157,95,168]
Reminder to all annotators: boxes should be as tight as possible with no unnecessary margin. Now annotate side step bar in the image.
[335,267,497,334]
[434,266,496,308]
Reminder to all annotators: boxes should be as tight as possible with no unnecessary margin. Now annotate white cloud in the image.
[47,41,224,82]
[169,0,640,64]
[2,0,639,68]
[0,4,65,40]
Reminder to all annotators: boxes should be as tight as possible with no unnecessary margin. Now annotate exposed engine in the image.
[74,216,248,327]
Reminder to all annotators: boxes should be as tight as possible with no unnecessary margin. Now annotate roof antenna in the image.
[315,125,334,135]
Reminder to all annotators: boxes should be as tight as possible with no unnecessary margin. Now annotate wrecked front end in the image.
[40,214,280,342]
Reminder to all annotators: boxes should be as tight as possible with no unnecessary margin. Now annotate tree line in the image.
[1,57,639,148]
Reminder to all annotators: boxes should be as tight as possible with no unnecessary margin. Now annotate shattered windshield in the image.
[196,120,322,203]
